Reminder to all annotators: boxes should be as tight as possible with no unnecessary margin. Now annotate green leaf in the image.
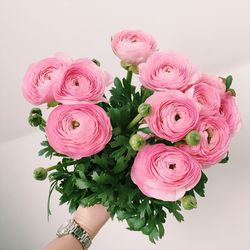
[225,75,233,91]
[91,172,114,184]
[219,151,229,163]
[193,171,208,197]
[137,127,152,134]
[113,156,128,174]
[75,179,91,189]
[127,216,146,230]
[110,135,128,148]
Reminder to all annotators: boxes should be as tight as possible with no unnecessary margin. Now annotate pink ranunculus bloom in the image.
[139,51,200,91]
[22,53,72,105]
[111,29,157,65]
[131,144,201,201]
[185,76,222,116]
[219,92,241,136]
[179,116,230,168]
[45,104,112,159]
[53,59,112,104]
[145,90,199,142]
[199,74,226,94]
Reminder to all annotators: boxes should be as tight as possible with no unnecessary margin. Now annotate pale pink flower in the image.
[22,53,71,105]
[111,29,157,65]
[219,92,241,136]
[139,52,200,91]
[53,59,112,104]
[179,116,230,167]
[131,144,201,201]
[145,90,199,142]
[185,75,222,116]
[45,104,112,159]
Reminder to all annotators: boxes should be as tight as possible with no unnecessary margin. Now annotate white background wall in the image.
[0,0,250,249]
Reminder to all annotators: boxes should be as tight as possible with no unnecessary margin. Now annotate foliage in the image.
[36,71,208,243]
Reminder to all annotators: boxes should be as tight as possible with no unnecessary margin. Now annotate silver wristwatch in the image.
[56,219,92,249]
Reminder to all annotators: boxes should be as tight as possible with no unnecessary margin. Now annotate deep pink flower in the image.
[111,30,157,65]
[45,104,112,159]
[139,52,200,91]
[22,53,71,105]
[131,144,201,201]
[179,116,230,167]
[145,90,199,142]
[53,59,112,104]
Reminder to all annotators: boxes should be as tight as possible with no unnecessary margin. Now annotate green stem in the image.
[126,70,133,84]
[45,160,80,172]
[127,113,143,130]
[41,119,46,127]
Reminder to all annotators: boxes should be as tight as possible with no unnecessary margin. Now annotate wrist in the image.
[73,204,110,239]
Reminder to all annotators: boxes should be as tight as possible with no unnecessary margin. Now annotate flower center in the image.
[74,79,79,86]
[169,163,176,170]
[71,120,80,129]
[205,128,213,144]
[175,114,181,121]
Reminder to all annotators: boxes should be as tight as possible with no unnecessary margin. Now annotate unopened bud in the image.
[129,134,145,151]
[138,103,151,117]
[28,113,43,127]
[181,195,197,210]
[92,59,101,67]
[185,130,201,146]
[30,108,42,116]
[33,167,47,181]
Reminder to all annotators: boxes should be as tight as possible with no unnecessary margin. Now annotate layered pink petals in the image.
[219,92,242,136]
[185,76,222,116]
[131,144,201,201]
[53,59,112,104]
[145,90,199,142]
[111,30,157,65]
[139,52,200,91]
[22,54,71,105]
[45,104,112,159]
[179,116,230,167]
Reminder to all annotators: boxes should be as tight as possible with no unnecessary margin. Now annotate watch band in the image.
[56,219,92,249]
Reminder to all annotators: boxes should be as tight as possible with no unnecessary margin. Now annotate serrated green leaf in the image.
[75,179,91,189]
[110,135,128,148]
[127,216,146,230]
[113,156,128,173]
[91,172,114,184]
[193,171,208,197]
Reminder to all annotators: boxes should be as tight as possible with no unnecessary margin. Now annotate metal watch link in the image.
[56,219,92,249]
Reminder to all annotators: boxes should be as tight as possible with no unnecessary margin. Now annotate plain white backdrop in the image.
[0,0,250,249]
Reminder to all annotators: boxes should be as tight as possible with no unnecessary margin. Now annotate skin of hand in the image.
[73,204,110,239]
[43,204,110,250]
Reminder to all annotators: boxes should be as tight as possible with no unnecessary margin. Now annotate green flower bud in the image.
[28,113,43,127]
[185,130,201,146]
[92,59,101,67]
[181,195,197,210]
[138,103,152,117]
[129,134,145,151]
[33,167,48,181]
[30,108,42,116]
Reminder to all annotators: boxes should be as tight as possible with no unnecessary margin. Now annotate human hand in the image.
[73,204,110,240]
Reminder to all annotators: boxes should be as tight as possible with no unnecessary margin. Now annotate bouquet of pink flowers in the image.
[22,30,241,243]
